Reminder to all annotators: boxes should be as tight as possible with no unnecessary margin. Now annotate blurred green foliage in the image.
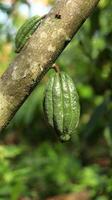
[0,0,112,199]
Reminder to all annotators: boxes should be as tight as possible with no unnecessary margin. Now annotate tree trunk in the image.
[0,0,99,132]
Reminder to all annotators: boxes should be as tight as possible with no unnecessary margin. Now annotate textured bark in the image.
[0,0,99,132]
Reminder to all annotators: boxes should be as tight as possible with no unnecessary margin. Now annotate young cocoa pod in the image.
[43,71,80,142]
[15,15,44,53]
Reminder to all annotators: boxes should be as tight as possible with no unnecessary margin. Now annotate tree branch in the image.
[0,0,99,132]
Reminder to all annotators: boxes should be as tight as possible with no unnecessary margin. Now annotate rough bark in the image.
[0,0,100,132]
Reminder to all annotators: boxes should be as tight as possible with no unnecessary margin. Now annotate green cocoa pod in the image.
[15,15,44,53]
[43,71,80,142]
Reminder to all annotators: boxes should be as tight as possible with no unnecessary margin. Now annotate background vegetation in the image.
[0,0,112,199]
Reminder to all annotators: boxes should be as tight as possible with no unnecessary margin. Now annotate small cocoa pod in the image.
[15,15,44,53]
[43,71,80,142]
